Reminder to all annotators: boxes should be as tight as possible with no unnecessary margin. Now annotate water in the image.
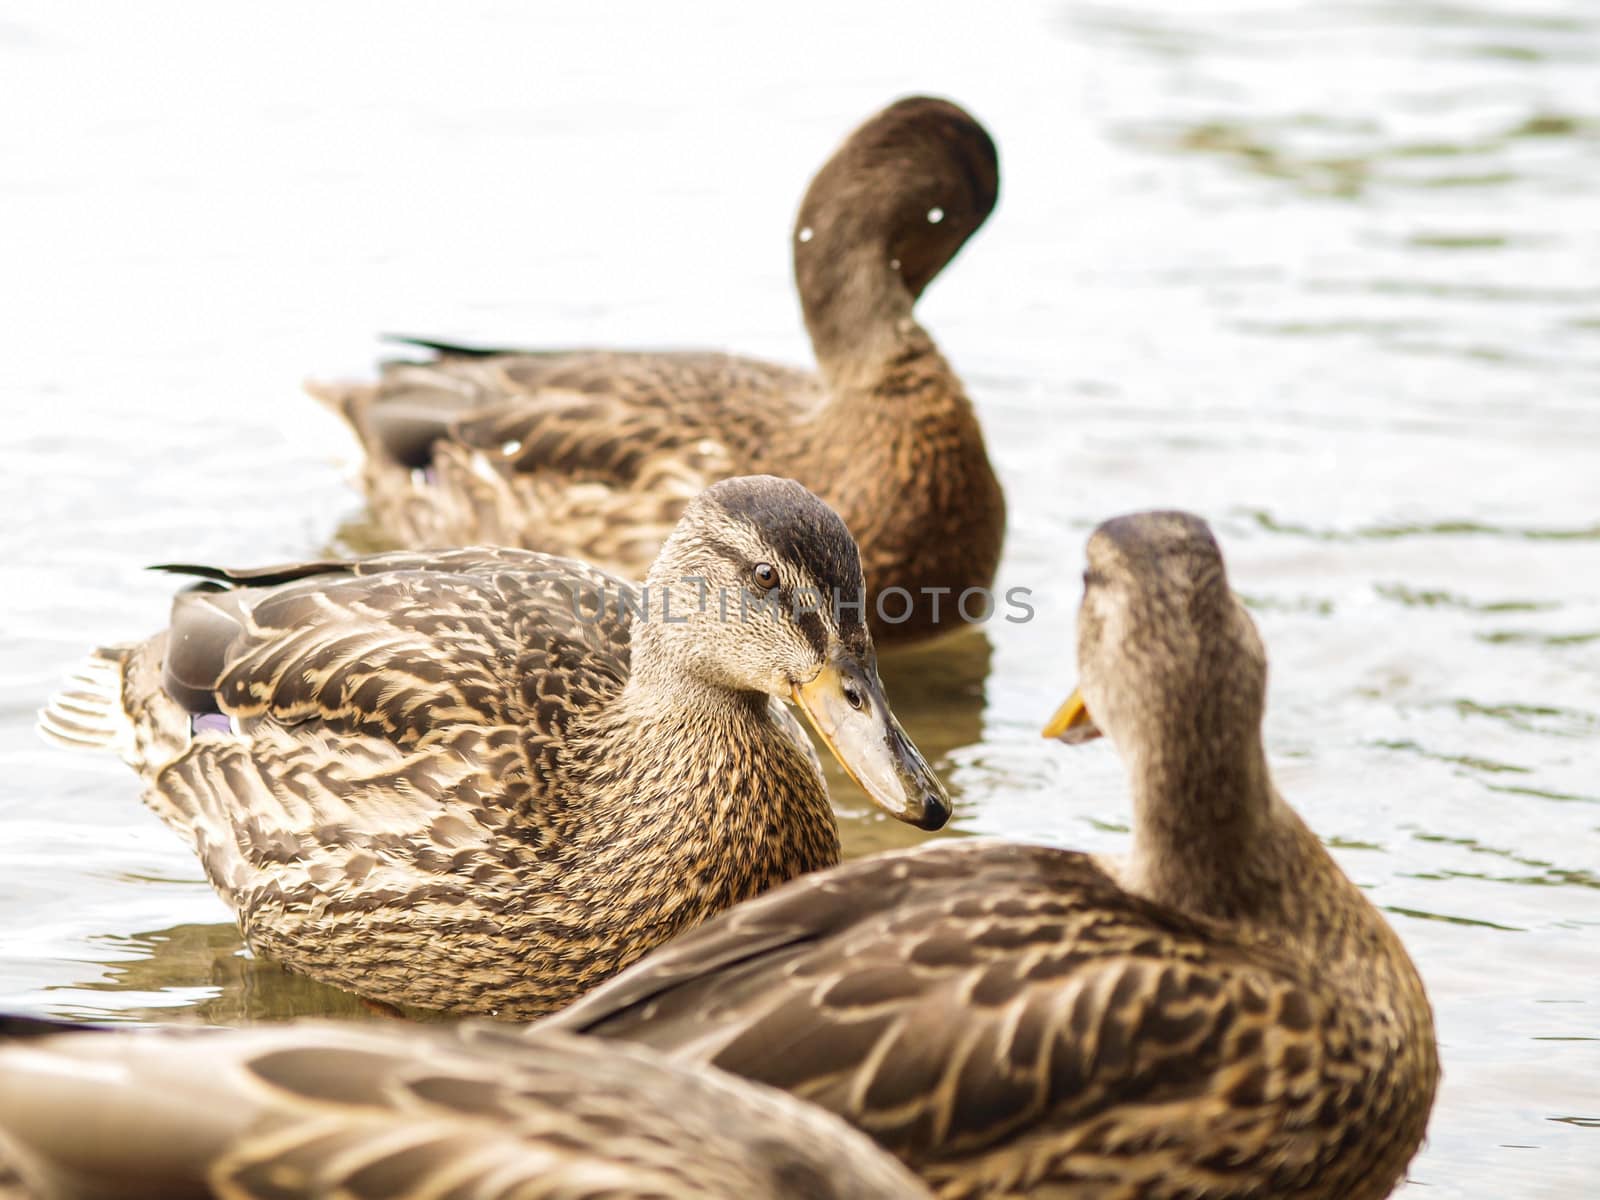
[2,0,1597,1193]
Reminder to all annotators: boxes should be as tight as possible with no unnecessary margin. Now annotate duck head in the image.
[639,475,952,831]
[1044,511,1268,767]
[792,96,999,375]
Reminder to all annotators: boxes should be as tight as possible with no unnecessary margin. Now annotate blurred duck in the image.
[37,476,948,1019]
[0,1014,930,1200]
[544,511,1440,1200]
[312,96,1005,646]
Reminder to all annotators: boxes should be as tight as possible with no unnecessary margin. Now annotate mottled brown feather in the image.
[0,1020,930,1199]
[549,838,1433,1200]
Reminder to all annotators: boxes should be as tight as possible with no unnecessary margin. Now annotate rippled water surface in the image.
[2,1,1597,1193]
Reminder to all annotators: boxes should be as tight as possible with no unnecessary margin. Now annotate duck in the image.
[0,1013,930,1200]
[37,475,950,1019]
[543,511,1440,1200]
[310,95,1005,646]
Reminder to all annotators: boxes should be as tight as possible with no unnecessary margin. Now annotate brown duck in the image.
[0,1014,930,1199]
[546,511,1440,1199]
[37,476,949,1019]
[312,96,1005,645]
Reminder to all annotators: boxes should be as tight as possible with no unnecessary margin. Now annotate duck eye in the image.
[752,562,777,588]
[843,684,865,712]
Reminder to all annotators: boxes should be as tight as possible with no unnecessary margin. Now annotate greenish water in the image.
[1,1,1596,1194]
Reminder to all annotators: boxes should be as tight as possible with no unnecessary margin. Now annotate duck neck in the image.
[789,302,985,485]
[1122,725,1418,1001]
[798,241,927,392]
[570,645,839,942]
[1124,728,1326,941]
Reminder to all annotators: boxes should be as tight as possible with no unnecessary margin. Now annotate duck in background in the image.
[313,96,1005,646]
[38,476,949,1019]
[543,511,1439,1200]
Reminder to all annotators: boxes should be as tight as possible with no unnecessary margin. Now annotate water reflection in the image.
[58,923,383,1024]
[1126,110,1597,200]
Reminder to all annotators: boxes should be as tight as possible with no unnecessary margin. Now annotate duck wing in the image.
[39,548,637,1014]
[153,547,630,748]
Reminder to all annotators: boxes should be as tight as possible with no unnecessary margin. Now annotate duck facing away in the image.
[544,511,1440,1200]
[312,95,1005,646]
[0,1015,930,1200]
[37,476,949,1019]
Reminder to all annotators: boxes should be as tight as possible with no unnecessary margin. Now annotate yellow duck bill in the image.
[1042,687,1103,744]
[791,654,951,831]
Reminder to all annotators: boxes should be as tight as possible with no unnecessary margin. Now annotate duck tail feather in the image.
[304,375,377,431]
[36,646,134,756]
[380,332,514,358]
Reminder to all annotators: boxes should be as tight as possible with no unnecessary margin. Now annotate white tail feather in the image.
[37,648,135,759]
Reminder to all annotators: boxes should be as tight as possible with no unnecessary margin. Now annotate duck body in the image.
[0,1017,931,1200]
[38,478,949,1018]
[549,837,1434,1200]
[314,96,1005,646]
[544,512,1439,1199]
[42,548,832,1019]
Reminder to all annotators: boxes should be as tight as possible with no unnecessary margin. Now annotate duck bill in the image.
[791,655,951,831]
[1042,687,1102,744]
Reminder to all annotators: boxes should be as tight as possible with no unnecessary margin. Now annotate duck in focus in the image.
[543,511,1439,1200]
[36,476,949,1019]
[0,1014,930,1200]
[311,96,1005,646]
